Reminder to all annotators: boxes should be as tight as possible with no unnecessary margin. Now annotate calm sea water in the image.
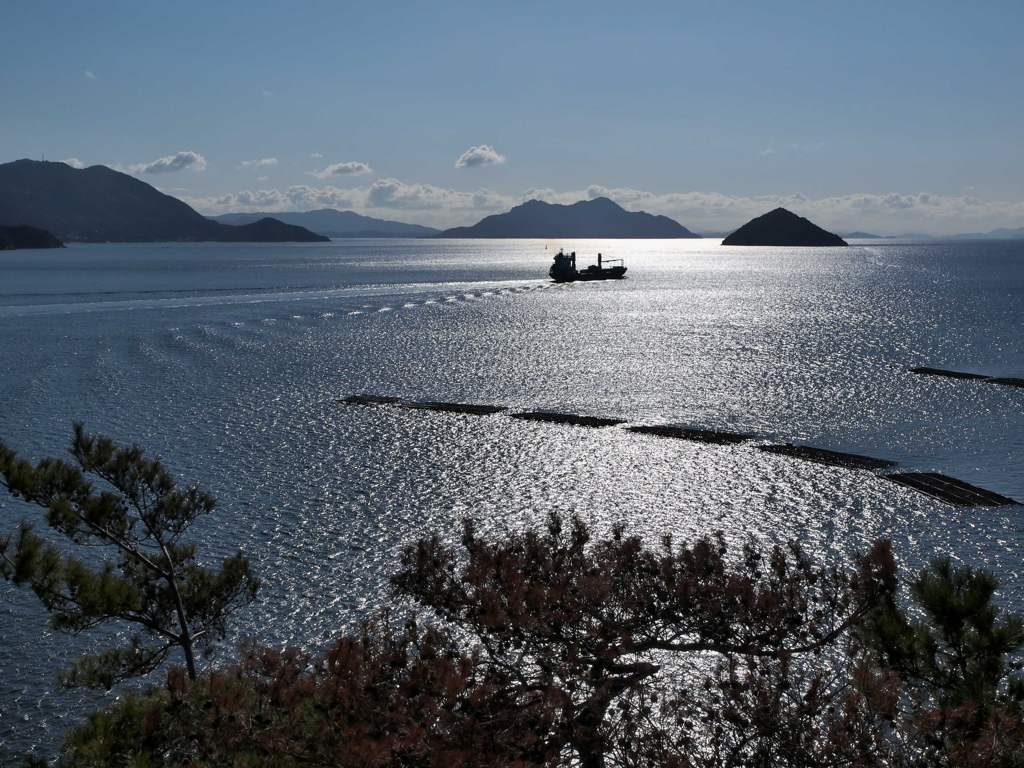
[1,237,1023,757]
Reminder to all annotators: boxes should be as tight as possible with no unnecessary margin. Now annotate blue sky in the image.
[4,0,1023,234]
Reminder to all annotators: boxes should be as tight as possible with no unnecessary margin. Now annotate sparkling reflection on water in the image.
[1,238,1023,757]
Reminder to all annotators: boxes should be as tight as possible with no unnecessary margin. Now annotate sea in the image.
[1,237,1022,758]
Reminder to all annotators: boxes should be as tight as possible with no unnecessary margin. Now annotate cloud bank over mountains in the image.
[80,141,1022,233]
[181,180,1024,236]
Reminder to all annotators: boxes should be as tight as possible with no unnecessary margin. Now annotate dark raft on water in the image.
[910,367,1024,389]
[758,443,896,471]
[626,425,753,445]
[338,394,402,405]
[910,367,991,380]
[722,208,848,247]
[334,395,1021,508]
[883,472,1020,507]
[509,411,626,428]
[549,249,627,282]
[399,401,507,415]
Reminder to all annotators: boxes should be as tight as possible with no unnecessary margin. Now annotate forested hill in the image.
[436,197,701,238]
[0,223,64,249]
[0,160,326,243]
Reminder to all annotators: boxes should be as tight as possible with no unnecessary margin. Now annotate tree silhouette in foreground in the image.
[53,515,898,767]
[391,515,896,768]
[27,515,1024,767]
[858,557,1024,766]
[0,424,260,688]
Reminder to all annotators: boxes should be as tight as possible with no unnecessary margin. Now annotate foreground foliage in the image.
[858,557,1024,767]
[17,514,1024,767]
[391,516,895,767]
[0,425,260,688]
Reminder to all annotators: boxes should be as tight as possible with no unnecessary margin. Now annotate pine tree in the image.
[860,557,1024,765]
[864,557,1024,712]
[392,513,895,768]
[0,423,260,689]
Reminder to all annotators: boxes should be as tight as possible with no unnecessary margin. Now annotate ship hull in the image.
[549,266,627,282]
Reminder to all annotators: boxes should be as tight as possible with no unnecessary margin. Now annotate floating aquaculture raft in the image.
[339,394,402,405]
[910,367,991,380]
[987,377,1024,389]
[882,473,1020,507]
[757,444,897,471]
[509,412,626,428]
[337,394,1020,507]
[399,401,507,415]
[910,367,1024,389]
[626,425,753,445]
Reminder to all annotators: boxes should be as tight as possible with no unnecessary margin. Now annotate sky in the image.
[3,0,1024,235]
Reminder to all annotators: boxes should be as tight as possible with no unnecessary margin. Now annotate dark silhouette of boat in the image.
[549,249,627,282]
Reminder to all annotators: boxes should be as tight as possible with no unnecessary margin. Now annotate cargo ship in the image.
[549,249,627,282]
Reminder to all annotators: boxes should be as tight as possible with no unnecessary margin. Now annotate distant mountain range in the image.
[5,159,1021,244]
[209,209,439,238]
[722,208,847,247]
[0,160,327,243]
[942,227,1024,240]
[436,197,700,238]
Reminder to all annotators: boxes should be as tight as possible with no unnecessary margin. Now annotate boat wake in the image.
[0,279,551,317]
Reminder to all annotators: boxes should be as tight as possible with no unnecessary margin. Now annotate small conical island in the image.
[722,208,848,247]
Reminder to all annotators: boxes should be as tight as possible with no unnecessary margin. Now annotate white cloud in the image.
[263,90,275,98]
[471,188,508,209]
[84,70,96,80]
[311,152,323,158]
[367,178,511,211]
[519,187,559,203]
[60,158,84,169]
[311,161,373,179]
[180,178,511,223]
[184,185,361,214]
[585,185,654,204]
[455,144,506,169]
[129,151,207,175]
[238,157,277,171]
[284,185,361,210]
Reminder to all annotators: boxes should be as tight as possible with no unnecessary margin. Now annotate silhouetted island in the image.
[0,224,65,250]
[212,217,331,242]
[436,197,700,238]
[210,209,439,238]
[0,159,327,243]
[722,208,848,247]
